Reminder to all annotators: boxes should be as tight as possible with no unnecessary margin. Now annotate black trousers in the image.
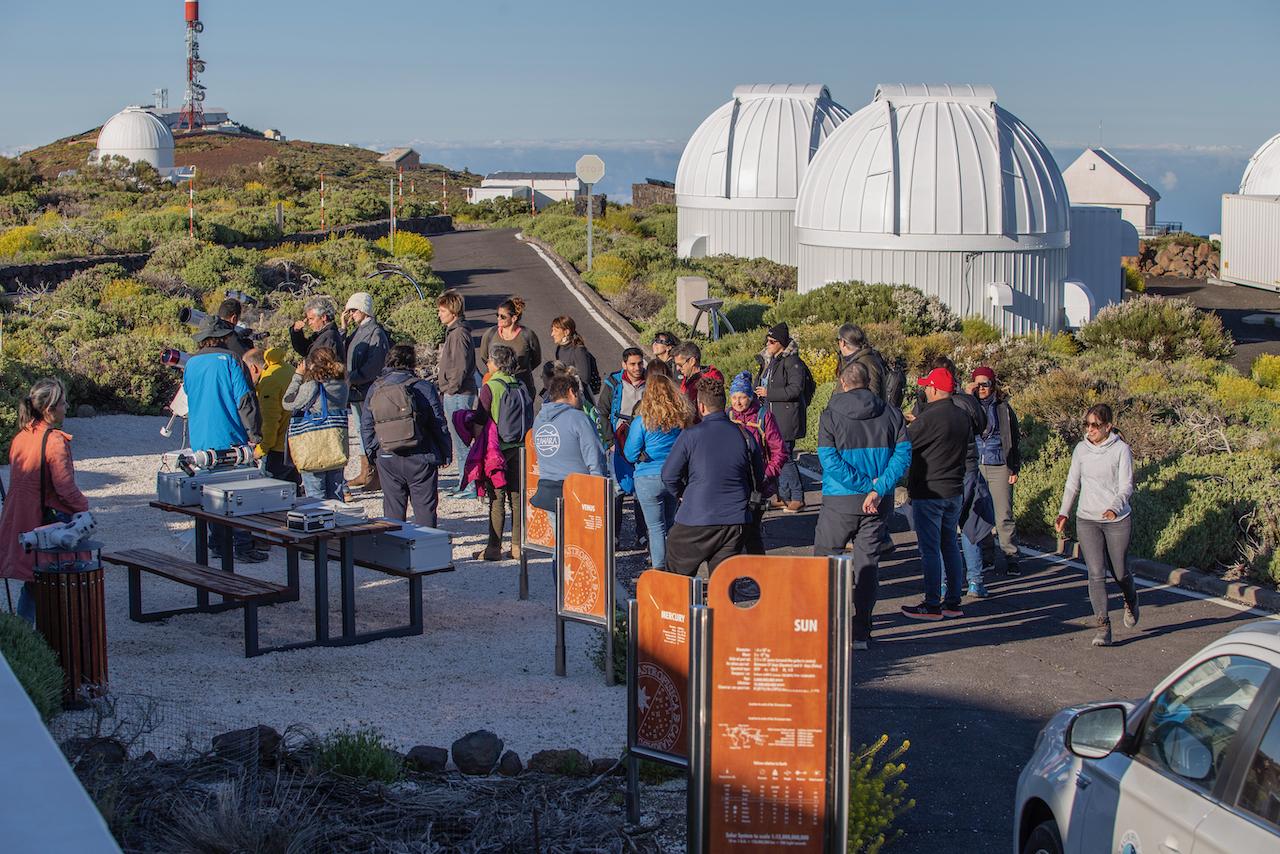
[264,450,301,490]
[743,506,767,555]
[375,453,440,527]
[666,523,746,577]
[814,501,886,642]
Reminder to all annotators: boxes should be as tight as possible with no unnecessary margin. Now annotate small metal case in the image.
[157,467,264,506]
[200,478,297,517]
[287,507,335,533]
[352,523,452,572]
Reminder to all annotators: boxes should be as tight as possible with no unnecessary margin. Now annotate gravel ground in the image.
[8,415,630,761]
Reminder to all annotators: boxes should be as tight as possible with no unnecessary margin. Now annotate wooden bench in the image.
[102,548,290,657]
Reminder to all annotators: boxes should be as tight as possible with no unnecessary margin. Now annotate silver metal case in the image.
[200,478,297,516]
[287,507,335,533]
[353,523,452,572]
[157,467,264,506]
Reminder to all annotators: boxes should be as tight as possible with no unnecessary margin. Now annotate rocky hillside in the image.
[1136,238,1220,280]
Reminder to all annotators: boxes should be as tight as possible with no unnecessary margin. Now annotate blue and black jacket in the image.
[817,388,910,508]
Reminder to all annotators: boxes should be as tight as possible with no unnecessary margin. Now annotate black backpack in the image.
[368,377,422,453]
[880,351,907,409]
[491,377,534,444]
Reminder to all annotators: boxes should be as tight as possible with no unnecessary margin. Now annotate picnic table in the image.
[106,501,414,655]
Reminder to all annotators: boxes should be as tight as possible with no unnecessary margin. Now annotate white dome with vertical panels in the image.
[1240,132,1280,195]
[676,84,851,206]
[95,106,175,170]
[795,84,1070,249]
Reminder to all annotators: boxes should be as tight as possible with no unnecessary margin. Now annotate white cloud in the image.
[1160,170,1179,191]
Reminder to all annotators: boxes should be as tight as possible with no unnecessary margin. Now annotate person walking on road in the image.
[969,366,1022,575]
[290,297,346,363]
[661,377,765,576]
[1056,403,1139,647]
[727,371,785,554]
[548,315,601,404]
[478,296,541,396]
[754,322,809,512]
[342,292,390,493]
[473,344,533,561]
[437,290,478,496]
[671,341,723,420]
[529,372,608,532]
[901,367,975,621]
[599,347,649,550]
[625,372,694,569]
[361,345,451,527]
[814,362,911,649]
[282,346,349,502]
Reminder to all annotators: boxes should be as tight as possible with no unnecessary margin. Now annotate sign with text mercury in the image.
[688,555,852,854]
[631,570,700,762]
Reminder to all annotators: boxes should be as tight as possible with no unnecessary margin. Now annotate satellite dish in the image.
[576,154,605,185]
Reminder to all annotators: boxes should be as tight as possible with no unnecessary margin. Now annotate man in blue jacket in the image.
[183,320,265,562]
[661,376,765,576]
[815,362,911,649]
[360,345,450,527]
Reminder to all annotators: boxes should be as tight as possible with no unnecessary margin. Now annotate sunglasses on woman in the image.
[1083,420,1105,429]
[497,312,512,320]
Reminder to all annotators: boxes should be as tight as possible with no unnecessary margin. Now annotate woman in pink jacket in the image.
[0,378,90,625]
[727,371,786,554]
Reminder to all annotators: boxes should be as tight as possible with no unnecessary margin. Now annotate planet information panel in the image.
[634,569,695,759]
[523,431,554,552]
[559,472,609,623]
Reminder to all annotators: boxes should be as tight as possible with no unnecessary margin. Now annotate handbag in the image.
[737,426,765,513]
[287,387,349,473]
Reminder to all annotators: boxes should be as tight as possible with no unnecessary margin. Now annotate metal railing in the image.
[1139,221,1184,238]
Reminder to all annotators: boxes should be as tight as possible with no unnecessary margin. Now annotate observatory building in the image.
[794,84,1071,334]
[676,84,850,265]
[1216,131,1280,293]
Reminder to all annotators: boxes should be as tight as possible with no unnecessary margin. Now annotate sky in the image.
[2,0,1277,232]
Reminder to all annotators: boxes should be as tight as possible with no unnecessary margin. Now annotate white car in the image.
[1014,620,1280,854]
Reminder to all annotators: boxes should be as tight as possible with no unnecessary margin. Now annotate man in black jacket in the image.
[901,367,975,621]
[754,322,808,511]
[290,297,346,363]
[343,291,391,491]
[836,323,885,401]
[360,345,451,527]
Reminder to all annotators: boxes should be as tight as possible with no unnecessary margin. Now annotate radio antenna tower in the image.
[178,0,206,132]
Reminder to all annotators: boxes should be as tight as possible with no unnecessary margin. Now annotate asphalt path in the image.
[431,229,1272,852]
[1145,277,1280,373]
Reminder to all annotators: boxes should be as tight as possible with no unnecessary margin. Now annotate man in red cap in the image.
[967,366,1022,575]
[901,367,975,620]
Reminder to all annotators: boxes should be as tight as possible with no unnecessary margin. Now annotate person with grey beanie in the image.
[1056,403,1139,647]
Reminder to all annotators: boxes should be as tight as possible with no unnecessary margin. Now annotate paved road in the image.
[1145,277,1280,373]
[431,229,1271,852]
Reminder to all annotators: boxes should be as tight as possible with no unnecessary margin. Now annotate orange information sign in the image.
[706,555,832,852]
[559,472,610,623]
[634,570,696,759]
[523,430,554,552]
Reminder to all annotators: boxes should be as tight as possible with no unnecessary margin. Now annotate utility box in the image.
[157,467,264,507]
[1219,194,1280,293]
[676,276,710,334]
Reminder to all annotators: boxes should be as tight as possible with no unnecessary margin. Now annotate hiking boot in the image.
[768,497,785,511]
[1123,594,1140,628]
[234,547,269,564]
[941,602,965,618]
[472,548,503,562]
[1005,559,1022,577]
[901,602,943,622]
[967,582,989,599]
[784,500,804,513]
[1092,619,1113,647]
[348,456,371,489]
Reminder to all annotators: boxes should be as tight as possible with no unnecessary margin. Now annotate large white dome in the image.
[94,106,175,170]
[795,84,1069,250]
[676,84,850,205]
[1240,132,1280,195]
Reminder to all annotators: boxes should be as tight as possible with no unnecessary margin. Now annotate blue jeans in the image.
[634,475,677,569]
[912,495,965,607]
[777,440,804,503]
[443,393,477,487]
[348,401,366,456]
[961,532,985,588]
[301,468,343,500]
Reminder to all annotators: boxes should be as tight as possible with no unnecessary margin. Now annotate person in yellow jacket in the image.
[243,347,301,486]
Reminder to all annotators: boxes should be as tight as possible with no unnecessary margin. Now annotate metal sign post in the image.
[554,472,615,685]
[575,154,605,272]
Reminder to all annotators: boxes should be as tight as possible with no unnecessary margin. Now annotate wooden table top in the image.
[149,501,401,543]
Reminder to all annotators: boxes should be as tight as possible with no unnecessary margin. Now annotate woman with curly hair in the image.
[478,296,541,396]
[623,372,694,569]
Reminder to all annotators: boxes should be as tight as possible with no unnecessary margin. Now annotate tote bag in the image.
[288,387,349,473]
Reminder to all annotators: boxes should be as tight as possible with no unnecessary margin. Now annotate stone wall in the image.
[1136,239,1219,280]
[632,182,675,209]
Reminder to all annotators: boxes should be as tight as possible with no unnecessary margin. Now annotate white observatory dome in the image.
[676,84,850,265]
[1239,132,1280,195]
[795,85,1071,334]
[94,106,175,170]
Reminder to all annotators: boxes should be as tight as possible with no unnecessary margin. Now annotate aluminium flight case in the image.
[200,478,297,517]
[352,522,452,572]
[157,466,265,506]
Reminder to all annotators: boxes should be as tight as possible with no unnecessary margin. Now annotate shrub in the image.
[0,613,64,722]
[636,210,677,247]
[0,224,46,257]
[181,244,261,296]
[796,380,836,453]
[375,230,434,262]
[59,334,181,413]
[611,283,665,321]
[583,253,636,295]
[765,282,958,337]
[384,300,445,347]
[848,736,914,853]
[1253,354,1280,390]
[960,316,1001,345]
[1123,264,1145,293]
[1076,295,1234,361]
[315,726,402,782]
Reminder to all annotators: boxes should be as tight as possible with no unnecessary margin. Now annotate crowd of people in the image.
[1,287,1141,649]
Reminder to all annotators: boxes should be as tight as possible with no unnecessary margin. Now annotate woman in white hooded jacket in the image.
[1056,403,1139,647]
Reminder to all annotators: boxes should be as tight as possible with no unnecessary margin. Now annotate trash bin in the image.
[32,544,108,707]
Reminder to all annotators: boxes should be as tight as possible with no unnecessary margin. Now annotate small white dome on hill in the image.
[1240,132,1280,195]
[94,106,175,170]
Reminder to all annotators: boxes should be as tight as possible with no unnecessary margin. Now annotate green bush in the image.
[1076,295,1234,361]
[315,726,402,782]
[848,736,914,853]
[1123,264,1145,293]
[1253,354,1280,390]
[960,316,1001,345]
[59,334,182,414]
[765,282,958,337]
[385,300,445,347]
[796,380,837,453]
[376,230,434,262]
[636,209,677,248]
[181,245,262,296]
[0,613,64,722]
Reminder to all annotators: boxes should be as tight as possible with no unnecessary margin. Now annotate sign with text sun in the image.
[558,472,610,624]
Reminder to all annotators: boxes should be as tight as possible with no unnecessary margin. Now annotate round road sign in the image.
[575,154,605,185]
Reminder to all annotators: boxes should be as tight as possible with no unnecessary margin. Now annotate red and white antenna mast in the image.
[178,0,206,132]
